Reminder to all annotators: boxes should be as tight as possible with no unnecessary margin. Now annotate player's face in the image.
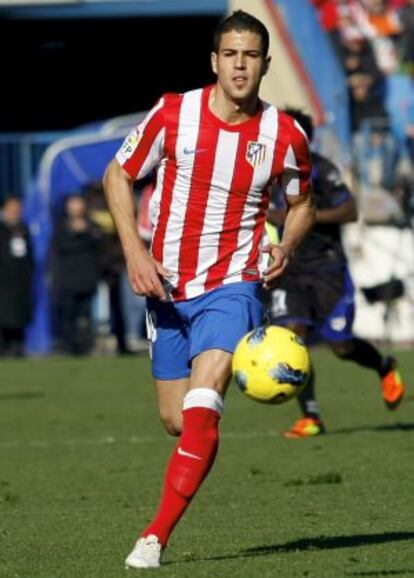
[211,30,270,104]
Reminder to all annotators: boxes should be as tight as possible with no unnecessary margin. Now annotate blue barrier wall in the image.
[0,133,66,202]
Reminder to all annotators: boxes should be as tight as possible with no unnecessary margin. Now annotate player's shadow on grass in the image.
[331,422,414,434]
[345,568,414,576]
[0,391,44,400]
[242,532,414,557]
[171,531,414,565]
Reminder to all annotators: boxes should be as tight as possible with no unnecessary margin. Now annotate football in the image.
[232,325,310,404]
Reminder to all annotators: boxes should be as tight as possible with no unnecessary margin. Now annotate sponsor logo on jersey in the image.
[246,141,266,167]
[120,128,141,160]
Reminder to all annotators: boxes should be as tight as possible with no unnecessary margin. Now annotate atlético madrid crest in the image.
[246,141,266,167]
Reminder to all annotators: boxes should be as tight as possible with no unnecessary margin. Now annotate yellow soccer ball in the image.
[232,326,310,404]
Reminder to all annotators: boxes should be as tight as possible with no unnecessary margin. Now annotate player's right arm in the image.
[103,160,170,300]
[103,97,171,300]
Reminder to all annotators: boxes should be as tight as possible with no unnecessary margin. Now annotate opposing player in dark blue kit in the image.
[269,108,405,438]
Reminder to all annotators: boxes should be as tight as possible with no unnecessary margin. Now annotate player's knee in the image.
[159,413,182,437]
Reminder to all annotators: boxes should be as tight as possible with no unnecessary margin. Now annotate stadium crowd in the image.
[313,0,414,224]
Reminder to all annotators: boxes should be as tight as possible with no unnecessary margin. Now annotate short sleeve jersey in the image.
[116,85,311,301]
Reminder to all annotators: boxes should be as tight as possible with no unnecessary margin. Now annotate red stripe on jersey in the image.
[151,94,183,263]
[204,113,262,292]
[242,188,271,281]
[122,107,165,179]
[175,89,220,297]
[272,111,294,181]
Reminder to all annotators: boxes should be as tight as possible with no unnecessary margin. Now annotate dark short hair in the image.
[213,10,270,56]
[283,107,314,142]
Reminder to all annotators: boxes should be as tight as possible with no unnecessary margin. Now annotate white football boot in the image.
[125,534,163,569]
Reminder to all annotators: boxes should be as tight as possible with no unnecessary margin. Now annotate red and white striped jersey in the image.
[116,85,311,301]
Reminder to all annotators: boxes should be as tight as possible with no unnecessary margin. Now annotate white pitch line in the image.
[0,431,276,450]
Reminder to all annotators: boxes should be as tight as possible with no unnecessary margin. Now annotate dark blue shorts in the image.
[269,267,355,342]
[146,282,263,380]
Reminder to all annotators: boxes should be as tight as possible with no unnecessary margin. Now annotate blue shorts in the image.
[146,282,263,380]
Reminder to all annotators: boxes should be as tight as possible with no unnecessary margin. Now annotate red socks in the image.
[142,388,223,545]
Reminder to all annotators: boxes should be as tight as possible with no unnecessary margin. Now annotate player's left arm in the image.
[262,189,315,288]
[263,117,315,288]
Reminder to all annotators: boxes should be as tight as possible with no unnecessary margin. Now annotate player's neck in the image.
[209,85,260,125]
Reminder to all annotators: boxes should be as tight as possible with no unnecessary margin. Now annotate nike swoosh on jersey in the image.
[177,447,203,460]
[183,146,207,155]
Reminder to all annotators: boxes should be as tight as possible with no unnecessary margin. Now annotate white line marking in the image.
[0,431,277,450]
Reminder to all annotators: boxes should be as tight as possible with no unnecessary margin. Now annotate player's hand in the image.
[261,244,289,289]
[127,251,172,301]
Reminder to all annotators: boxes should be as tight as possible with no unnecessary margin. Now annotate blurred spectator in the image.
[313,0,340,29]
[312,0,343,56]
[363,0,402,74]
[389,0,407,8]
[339,32,398,191]
[341,35,389,132]
[0,197,34,357]
[337,0,370,43]
[86,182,130,355]
[399,0,414,68]
[407,87,414,160]
[50,195,101,355]
[337,0,401,73]
[120,178,154,352]
[364,0,402,37]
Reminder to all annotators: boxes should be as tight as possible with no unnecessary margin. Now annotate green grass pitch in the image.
[1,349,413,577]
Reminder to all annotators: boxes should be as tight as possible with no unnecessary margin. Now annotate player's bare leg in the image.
[155,378,189,436]
[190,348,232,394]
[125,350,231,568]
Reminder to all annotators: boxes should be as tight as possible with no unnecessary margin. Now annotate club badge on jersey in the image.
[246,141,266,167]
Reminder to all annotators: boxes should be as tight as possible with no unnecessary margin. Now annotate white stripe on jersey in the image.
[162,89,203,277]
[282,119,309,197]
[282,144,300,195]
[137,127,165,180]
[225,105,279,283]
[293,119,309,141]
[149,159,166,232]
[185,130,239,299]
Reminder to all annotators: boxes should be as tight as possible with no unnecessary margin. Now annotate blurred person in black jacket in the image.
[51,195,101,355]
[86,182,130,354]
[0,197,34,357]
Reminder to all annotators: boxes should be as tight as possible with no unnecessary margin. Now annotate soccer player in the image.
[268,108,405,439]
[103,11,314,568]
